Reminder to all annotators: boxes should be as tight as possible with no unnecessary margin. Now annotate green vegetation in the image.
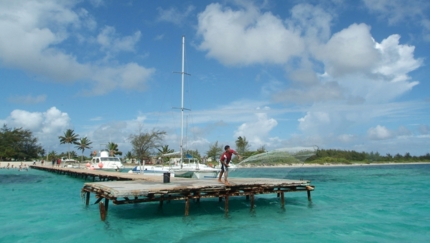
[0,125,42,161]
[206,141,223,161]
[129,128,166,163]
[58,129,79,159]
[2,124,429,166]
[156,145,174,164]
[306,149,430,164]
[107,142,122,156]
[76,137,92,163]
[235,136,250,155]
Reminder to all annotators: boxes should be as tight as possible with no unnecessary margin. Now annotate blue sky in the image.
[1,0,429,157]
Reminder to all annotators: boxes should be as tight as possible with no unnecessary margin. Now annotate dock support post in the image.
[159,197,164,208]
[104,198,109,213]
[85,192,90,206]
[281,192,285,208]
[250,194,254,211]
[306,186,313,201]
[225,194,229,215]
[185,197,190,216]
[194,192,200,202]
[99,201,106,221]
[94,197,103,205]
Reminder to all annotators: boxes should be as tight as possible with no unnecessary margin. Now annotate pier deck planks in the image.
[30,165,315,220]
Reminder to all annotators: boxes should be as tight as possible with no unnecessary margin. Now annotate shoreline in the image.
[2,161,430,169]
[236,161,430,168]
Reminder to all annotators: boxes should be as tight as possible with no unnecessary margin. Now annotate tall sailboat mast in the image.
[180,35,185,168]
[174,36,190,169]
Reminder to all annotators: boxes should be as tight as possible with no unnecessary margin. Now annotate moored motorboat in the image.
[87,149,124,171]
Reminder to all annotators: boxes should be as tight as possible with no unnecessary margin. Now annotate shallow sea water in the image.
[1,164,429,243]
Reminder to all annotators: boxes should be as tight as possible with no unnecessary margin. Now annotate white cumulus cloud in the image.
[367,125,393,140]
[197,3,304,66]
[234,112,278,148]
[314,23,380,77]
[0,0,155,95]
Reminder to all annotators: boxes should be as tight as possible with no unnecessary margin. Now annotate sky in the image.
[0,0,429,157]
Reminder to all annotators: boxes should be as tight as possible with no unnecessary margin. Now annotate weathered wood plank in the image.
[31,164,315,220]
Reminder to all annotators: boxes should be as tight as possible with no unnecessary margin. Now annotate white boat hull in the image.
[173,165,220,179]
[131,166,175,177]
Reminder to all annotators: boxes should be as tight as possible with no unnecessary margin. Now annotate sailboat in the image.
[132,36,220,179]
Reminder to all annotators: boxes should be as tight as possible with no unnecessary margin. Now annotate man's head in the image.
[224,145,230,151]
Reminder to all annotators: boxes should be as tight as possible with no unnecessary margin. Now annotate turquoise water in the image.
[1,164,429,243]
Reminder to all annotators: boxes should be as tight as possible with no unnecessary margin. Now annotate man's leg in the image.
[224,169,229,185]
[218,170,224,182]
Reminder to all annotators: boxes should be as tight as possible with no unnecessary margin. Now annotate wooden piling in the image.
[225,194,229,215]
[159,197,163,208]
[306,186,314,201]
[85,192,90,206]
[29,165,315,220]
[250,194,254,211]
[185,197,190,216]
[99,201,106,221]
[280,192,285,208]
[104,198,109,212]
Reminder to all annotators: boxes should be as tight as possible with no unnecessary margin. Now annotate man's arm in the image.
[233,151,242,161]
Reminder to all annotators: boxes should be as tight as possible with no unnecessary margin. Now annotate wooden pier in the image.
[30,165,315,221]
[30,165,163,182]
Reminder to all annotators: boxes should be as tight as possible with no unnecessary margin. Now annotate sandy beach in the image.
[2,161,429,169]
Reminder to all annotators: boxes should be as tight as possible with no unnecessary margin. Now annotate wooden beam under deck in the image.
[30,165,315,220]
[81,178,314,220]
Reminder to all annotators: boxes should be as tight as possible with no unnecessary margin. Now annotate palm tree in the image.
[107,142,122,157]
[157,145,175,164]
[48,150,57,161]
[125,151,134,164]
[75,137,92,167]
[69,150,78,159]
[58,129,79,160]
[235,136,250,155]
[157,145,174,155]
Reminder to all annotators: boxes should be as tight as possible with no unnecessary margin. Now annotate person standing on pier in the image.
[218,145,242,185]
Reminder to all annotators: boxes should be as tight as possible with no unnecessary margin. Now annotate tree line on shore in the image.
[306,149,430,164]
[1,124,429,164]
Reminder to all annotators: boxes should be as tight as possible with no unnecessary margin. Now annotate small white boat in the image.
[130,158,219,179]
[87,149,124,171]
[130,165,175,177]
[171,158,220,179]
